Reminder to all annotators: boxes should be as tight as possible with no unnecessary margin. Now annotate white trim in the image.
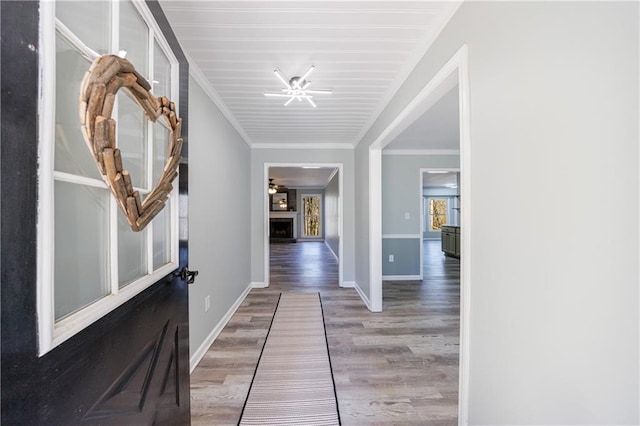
[37,0,56,356]
[53,171,108,189]
[263,164,271,287]
[250,282,267,288]
[382,234,422,239]
[52,262,178,349]
[457,45,472,426]
[189,283,252,373]
[383,149,460,156]
[264,162,345,288]
[353,1,462,147]
[324,240,339,263]
[188,59,252,147]
[252,143,353,150]
[368,45,471,423]
[368,149,383,312]
[55,19,99,62]
[341,281,355,288]
[352,282,372,311]
[382,275,422,281]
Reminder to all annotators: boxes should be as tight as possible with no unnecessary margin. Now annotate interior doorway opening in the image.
[263,163,344,288]
[368,45,471,420]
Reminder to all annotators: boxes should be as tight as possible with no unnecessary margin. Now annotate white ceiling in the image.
[386,84,459,150]
[158,0,462,147]
[269,167,337,188]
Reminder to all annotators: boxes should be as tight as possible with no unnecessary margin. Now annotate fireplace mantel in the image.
[269,211,298,239]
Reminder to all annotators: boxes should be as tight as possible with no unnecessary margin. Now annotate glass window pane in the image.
[120,0,148,78]
[152,43,172,186]
[153,42,171,98]
[117,92,147,188]
[152,121,170,187]
[303,196,321,237]
[54,181,110,320]
[429,199,448,231]
[118,212,147,288]
[55,36,101,180]
[153,200,171,270]
[56,1,110,54]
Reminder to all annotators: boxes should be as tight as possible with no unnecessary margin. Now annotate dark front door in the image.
[1,2,192,424]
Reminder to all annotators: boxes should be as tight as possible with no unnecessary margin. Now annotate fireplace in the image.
[270,218,296,243]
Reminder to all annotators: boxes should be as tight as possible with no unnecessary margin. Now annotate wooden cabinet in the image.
[441,225,460,258]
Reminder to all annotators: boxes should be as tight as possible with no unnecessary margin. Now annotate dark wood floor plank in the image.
[190,240,460,425]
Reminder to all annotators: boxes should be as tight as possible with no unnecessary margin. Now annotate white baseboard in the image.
[383,275,422,281]
[250,281,267,288]
[353,281,373,311]
[341,281,355,288]
[190,283,252,373]
[324,241,339,262]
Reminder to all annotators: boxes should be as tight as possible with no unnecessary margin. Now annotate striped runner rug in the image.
[239,292,340,425]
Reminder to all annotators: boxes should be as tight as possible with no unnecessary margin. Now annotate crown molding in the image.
[382,149,460,156]
[187,53,253,147]
[251,143,354,150]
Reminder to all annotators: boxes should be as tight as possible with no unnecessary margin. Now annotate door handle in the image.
[176,267,199,284]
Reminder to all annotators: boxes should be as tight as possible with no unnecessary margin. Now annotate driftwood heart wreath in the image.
[78,54,182,232]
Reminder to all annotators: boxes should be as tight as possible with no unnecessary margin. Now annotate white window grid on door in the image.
[37,0,180,356]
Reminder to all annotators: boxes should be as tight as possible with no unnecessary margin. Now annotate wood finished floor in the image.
[190,240,460,425]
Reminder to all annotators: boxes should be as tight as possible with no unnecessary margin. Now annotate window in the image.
[38,0,179,355]
[302,195,322,237]
[428,198,448,231]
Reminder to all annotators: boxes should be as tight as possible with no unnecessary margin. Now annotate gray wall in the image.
[251,148,355,285]
[381,154,459,277]
[356,2,639,423]
[381,238,420,276]
[324,171,340,259]
[354,144,370,296]
[188,76,251,358]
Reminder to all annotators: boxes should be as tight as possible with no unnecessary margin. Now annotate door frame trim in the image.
[263,163,344,288]
[367,44,471,423]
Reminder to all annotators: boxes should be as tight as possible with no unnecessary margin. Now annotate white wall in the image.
[356,2,639,424]
[188,76,251,359]
[250,148,355,286]
[324,171,339,259]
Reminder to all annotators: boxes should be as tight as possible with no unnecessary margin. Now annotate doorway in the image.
[263,163,344,288]
[368,45,471,419]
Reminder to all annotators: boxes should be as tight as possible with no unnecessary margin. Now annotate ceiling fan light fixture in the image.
[268,178,278,194]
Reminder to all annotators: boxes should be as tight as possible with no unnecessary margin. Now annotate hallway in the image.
[190,241,460,425]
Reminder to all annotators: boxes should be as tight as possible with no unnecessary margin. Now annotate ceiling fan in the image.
[264,65,332,108]
[268,178,278,194]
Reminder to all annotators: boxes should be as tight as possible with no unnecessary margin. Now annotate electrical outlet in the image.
[205,295,210,312]
[389,254,394,262]
[405,212,410,219]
